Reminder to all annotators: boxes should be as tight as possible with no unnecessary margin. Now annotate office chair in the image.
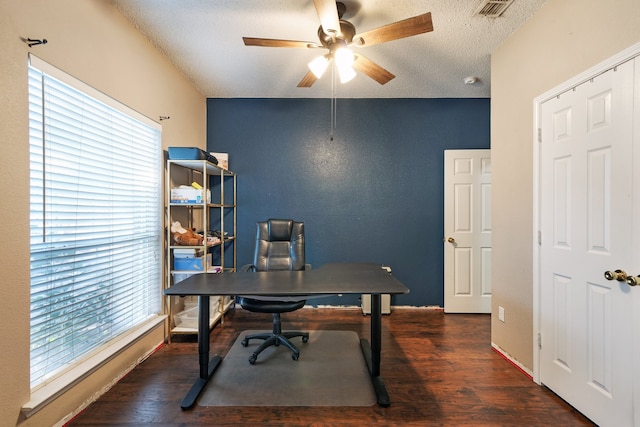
[237,219,309,364]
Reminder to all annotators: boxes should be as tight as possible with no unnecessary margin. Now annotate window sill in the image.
[22,314,166,418]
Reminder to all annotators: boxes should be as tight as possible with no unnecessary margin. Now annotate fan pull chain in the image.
[330,64,336,141]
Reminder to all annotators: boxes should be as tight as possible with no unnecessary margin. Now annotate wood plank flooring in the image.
[67,307,595,426]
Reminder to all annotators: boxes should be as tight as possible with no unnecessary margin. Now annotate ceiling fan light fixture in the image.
[334,47,356,83]
[337,63,356,84]
[335,47,354,67]
[335,47,355,83]
[308,55,330,78]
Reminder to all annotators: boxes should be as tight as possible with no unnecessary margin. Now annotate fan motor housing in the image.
[317,20,356,49]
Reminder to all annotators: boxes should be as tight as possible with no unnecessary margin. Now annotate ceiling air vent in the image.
[474,0,515,17]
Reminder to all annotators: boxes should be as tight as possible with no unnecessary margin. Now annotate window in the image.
[28,56,162,390]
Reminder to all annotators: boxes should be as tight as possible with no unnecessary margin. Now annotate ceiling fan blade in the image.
[297,70,319,88]
[243,37,318,48]
[353,54,395,85]
[354,12,433,47]
[313,0,341,36]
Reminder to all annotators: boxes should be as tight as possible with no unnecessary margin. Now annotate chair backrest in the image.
[254,219,305,271]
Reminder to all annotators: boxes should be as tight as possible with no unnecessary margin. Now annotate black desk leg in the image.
[360,293,391,407]
[180,295,222,410]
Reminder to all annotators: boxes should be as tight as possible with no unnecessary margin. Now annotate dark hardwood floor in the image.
[67,307,595,426]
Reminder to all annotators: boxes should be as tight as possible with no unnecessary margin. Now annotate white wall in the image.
[491,0,640,369]
[0,1,206,425]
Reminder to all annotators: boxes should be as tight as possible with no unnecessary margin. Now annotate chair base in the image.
[241,332,309,365]
[241,330,309,364]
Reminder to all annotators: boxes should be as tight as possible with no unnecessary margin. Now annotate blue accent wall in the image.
[207,98,490,307]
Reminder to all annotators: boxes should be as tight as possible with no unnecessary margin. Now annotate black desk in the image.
[164,262,410,409]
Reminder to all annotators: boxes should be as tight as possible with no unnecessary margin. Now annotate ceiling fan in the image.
[242,0,434,88]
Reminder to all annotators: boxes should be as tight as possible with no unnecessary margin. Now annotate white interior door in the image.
[539,58,636,427]
[444,149,492,313]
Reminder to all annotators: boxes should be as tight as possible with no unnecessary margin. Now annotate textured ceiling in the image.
[110,0,547,98]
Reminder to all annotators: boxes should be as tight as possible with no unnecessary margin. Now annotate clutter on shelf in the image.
[170,221,225,247]
[209,152,228,170]
[170,221,204,246]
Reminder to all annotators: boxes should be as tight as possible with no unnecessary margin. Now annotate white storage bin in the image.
[172,272,195,285]
[179,296,221,316]
[174,306,198,328]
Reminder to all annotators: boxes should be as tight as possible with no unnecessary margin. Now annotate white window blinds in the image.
[28,56,162,389]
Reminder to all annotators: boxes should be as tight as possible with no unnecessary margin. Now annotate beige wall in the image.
[491,0,640,370]
[0,1,206,425]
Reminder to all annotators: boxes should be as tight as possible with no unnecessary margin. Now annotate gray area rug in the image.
[198,330,376,406]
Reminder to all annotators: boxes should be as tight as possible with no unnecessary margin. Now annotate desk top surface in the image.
[164,263,410,296]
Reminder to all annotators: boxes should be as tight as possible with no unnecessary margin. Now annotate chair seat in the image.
[237,297,306,313]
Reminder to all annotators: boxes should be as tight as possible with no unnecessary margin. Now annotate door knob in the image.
[627,276,640,287]
[604,269,627,281]
[447,237,455,243]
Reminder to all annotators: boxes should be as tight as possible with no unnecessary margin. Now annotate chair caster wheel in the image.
[302,335,309,343]
[249,354,257,364]
[241,339,248,347]
[292,352,300,361]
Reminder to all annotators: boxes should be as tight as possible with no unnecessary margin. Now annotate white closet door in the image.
[539,59,636,427]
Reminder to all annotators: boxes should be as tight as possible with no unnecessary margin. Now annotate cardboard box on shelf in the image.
[170,187,211,204]
[210,152,228,170]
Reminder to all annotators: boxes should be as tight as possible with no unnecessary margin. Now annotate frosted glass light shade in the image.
[335,48,356,83]
[308,55,330,78]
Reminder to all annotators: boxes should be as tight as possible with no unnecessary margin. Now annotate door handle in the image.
[604,269,640,286]
[446,237,455,243]
[627,276,640,287]
[604,269,627,281]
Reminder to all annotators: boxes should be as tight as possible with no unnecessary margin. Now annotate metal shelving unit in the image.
[165,158,236,335]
